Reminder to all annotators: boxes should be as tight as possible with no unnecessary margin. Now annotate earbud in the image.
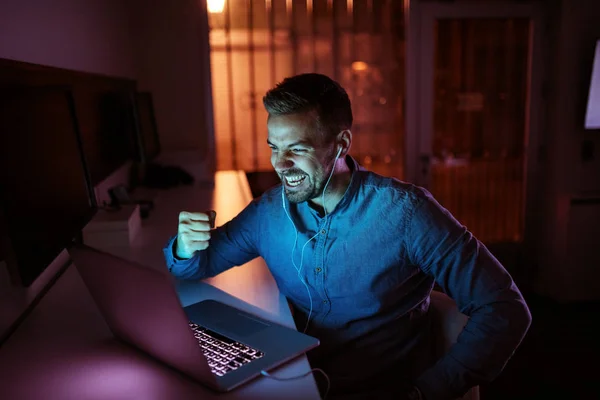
[336,146,342,159]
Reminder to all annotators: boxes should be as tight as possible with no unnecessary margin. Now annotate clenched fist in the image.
[175,210,216,259]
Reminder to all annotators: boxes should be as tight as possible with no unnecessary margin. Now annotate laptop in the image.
[68,244,320,392]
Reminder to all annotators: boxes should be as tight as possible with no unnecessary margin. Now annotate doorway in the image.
[406,1,544,245]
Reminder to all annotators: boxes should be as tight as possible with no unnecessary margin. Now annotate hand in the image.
[404,385,424,400]
[393,382,425,400]
[175,210,216,259]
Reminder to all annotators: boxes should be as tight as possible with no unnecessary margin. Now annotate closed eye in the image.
[292,148,307,154]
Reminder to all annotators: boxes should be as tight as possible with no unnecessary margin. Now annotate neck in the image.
[309,158,352,215]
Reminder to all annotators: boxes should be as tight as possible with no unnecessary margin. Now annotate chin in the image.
[285,190,311,204]
[285,183,320,203]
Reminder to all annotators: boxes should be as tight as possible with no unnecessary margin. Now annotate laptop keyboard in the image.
[189,321,265,376]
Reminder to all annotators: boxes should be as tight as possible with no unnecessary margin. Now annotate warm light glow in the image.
[207,0,225,13]
[352,61,369,71]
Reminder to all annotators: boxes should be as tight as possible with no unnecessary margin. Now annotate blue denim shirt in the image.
[163,157,531,400]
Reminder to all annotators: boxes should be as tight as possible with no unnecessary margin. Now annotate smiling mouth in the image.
[284,175,306,187]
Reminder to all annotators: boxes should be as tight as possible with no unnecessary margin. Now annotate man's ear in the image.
[337,129,352,157]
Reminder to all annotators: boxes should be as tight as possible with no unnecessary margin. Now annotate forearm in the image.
[415,296,531,400]
[163,228,260,280]
[164,199,263,281]
[406,190,532,399]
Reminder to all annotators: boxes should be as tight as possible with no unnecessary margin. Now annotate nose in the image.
[272,151,294,172]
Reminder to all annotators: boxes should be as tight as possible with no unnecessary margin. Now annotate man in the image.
[164,73,531,399]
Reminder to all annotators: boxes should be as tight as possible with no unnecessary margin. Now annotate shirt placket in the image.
[312,217,332,317]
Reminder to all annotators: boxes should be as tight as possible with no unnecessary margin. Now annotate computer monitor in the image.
[0,86,96,287]
[585,40,600,130]
[77,90,140,186]
[133,92,161,163]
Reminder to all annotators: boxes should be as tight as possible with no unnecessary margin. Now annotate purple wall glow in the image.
[0,0,135,78]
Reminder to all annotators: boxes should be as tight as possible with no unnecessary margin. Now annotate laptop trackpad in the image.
[214,314,269,337]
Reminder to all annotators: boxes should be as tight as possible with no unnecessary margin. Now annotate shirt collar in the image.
[331,155,363,213]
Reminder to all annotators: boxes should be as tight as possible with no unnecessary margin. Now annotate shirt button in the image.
[315,267,322,273]
[321,229,326,234]
[322,300,328,304]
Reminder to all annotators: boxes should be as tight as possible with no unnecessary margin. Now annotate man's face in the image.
[267,112,336,204]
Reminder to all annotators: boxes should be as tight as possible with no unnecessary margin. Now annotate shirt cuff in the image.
[163,235,203,279]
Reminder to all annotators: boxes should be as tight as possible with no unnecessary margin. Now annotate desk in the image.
[0,171,320,400]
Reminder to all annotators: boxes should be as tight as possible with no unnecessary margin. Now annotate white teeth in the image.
[285,175,306,187]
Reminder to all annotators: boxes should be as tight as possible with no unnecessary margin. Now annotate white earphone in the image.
[281,144,342,333]
[260,145,341,394]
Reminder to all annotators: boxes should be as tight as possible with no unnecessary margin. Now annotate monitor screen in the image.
[585,40,600,129]
[76,90,140,186]
[134,92,161,163]
[0,86,96,287]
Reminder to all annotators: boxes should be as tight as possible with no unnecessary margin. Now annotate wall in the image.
[0,0,137,342]
[0,0,135,78]
[125,0,216,176]
[534,0,600,301]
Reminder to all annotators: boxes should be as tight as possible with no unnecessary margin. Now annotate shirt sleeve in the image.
[406,191,532,400]
[162,198,262,281]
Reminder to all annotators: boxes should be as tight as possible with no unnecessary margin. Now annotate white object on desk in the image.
[82,204,142,250]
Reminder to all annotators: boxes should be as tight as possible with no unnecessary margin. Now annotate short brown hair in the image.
[263,73,353,142]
